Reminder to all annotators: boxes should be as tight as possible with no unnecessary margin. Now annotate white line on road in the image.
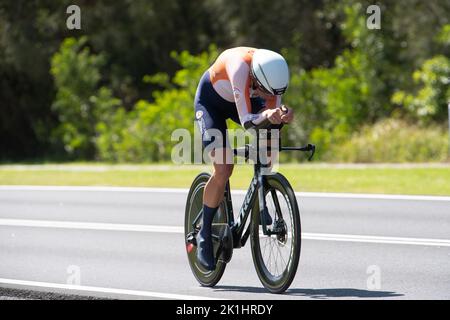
[0,219,182,233]
[0,278,220,300]
[301,233,450,247]
[296,192,450,201]
[1,185,449,201]
[0,185,190,193]
[1,218,449,247]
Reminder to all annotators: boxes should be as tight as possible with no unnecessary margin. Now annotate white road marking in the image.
[0,278,220,300]
[295,192,450,202]
[0,219,182,233]
[0,185,190,194]
[301,233,450,247]
[1,219,449,247]
[1,185,449,201]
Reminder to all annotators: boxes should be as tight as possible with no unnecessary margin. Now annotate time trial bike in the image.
[184,127,315,294]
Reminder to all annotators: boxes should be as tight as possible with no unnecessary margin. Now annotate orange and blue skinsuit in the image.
[194,47,282,147]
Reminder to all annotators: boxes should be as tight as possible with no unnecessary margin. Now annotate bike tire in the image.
[250,173,301,294]
[184,172,228,287]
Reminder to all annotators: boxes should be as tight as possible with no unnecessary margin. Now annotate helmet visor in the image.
[251,66,286,96]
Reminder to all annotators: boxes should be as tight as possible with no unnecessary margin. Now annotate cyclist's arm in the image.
[265,96,293,124]
[226,58,267,129]
[264,95,282,109]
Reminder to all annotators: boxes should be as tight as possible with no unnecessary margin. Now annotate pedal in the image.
[186,232,197,246]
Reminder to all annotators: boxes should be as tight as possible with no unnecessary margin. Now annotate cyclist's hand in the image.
[263,108,283,124]
[281,105,294,124]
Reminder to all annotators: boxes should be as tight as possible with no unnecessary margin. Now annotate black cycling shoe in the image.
[196,232,215,271]
[259,208,273,226]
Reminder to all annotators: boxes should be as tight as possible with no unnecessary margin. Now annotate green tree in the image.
[50,37,121,159]
[392,25,450,123]
[392,55,450,123]
[0,0,68,160]
[95,46,218,162]
[283,2,386,159]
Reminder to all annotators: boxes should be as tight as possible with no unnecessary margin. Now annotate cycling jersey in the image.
[195,70,267,147]
[208,47,281,126]
[194,47,283,148]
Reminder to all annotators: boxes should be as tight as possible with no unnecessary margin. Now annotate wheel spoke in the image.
[262,235,269,260]
[274,240,280,276]
[275,241,288,270]
[258,186,297,279]
[268,238,274,272]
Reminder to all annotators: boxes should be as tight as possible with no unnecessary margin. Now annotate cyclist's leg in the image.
[194,98,232,270]
[203,148,233,208]
[199,148,233,267]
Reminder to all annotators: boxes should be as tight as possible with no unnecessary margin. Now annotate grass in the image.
[1,163,450,196]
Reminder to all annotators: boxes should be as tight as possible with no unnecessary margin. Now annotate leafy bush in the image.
[95,46,219,162]
[392,55,450,123]
[50,37,122,159]
[49,14,450,164]
[283,2,386,160]
[51,38,218,162]
[329,119,449,163]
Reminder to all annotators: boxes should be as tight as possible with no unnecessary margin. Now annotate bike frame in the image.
[227,161,270,249]
[227,131,315,249]
[190,130,315,250]
[190,152,270,249]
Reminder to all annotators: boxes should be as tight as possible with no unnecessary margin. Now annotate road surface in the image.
[0,186,449,300]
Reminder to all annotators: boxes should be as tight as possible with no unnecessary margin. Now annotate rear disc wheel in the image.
[184,173,228,287]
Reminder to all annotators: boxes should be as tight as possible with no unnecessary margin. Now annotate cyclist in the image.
[194,47,294,270]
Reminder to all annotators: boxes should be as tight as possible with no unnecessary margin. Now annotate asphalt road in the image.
[0,186,449,300]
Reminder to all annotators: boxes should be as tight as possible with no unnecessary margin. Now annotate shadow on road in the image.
[213,286,404,299]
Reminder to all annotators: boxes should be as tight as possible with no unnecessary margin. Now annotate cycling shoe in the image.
[196,232,215,271]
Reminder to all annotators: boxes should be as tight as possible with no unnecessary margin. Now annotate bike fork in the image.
[256,166,271,236]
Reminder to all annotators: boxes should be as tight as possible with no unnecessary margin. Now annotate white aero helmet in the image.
[251,49,289,95]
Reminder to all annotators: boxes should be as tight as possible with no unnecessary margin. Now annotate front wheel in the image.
[184,172,228,287]
[250,173,301,294]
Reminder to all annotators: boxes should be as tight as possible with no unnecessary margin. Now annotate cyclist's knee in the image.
[212,164,234,185]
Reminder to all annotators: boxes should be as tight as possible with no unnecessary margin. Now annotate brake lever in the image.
[307,144,316,161]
